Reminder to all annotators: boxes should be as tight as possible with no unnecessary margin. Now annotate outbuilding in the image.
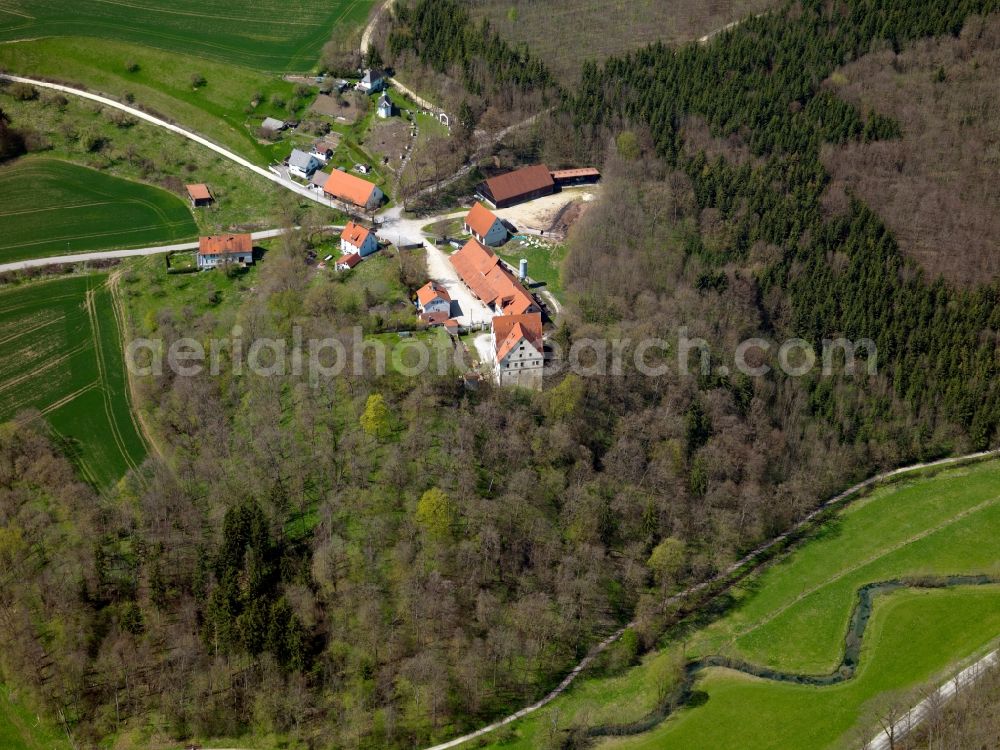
[185,183,213,207]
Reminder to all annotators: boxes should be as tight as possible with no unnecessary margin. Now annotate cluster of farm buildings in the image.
[186,160,598,389]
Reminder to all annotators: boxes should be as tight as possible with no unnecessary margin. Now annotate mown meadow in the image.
[0,273,147,486]
[0,158,196,264]
[480,459,1000,749]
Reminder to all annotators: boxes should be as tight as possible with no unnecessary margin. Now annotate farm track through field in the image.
[0,311,63,348]
[86,284,141,473]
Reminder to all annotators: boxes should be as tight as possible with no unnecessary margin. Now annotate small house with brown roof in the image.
[197,234,253,270]
[477,164,555,209]
[185,184,213,207]
[340,221,378,257]
[416,281,451,317]
[322,170,384,210]
[463,202,507,246]
[492,313,544,389]
[335,252,362,271]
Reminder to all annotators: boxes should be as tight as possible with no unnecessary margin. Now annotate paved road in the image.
[420,448,1000,750]
[422,239,492,327]
[868,648,999,749]
[0,226,341,274]
[0,74,337,209]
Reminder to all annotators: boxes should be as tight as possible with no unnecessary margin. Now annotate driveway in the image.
[378,207,463,247]
[422,240,492,326]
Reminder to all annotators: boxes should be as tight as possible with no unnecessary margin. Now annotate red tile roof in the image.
[483,165,553,205]
[465,202,501,238]
[341,221,374,249]
[550,167,601,180]
[198,234,251,256]
[420,311,449,326]
[186,183,212,201]
[450,239,538,316]
[416,281,450,306]
[323,170,378,206]
[336,252,362,268]
[493,313,543,362]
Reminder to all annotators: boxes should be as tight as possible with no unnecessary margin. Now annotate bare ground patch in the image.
[368,118,412,172]
[310,91,367,123]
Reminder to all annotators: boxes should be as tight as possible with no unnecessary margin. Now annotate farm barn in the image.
[322,170,384,210]
[476,164,555,209]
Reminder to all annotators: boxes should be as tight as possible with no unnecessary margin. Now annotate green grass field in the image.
[477,459,1000,750]
[0,0,373,71]
[0,158,196,264]
[0,685,68,750]
[0,273,147,486]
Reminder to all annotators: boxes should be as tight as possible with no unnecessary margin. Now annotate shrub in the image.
[125,60,140,73]
[190,73,206,88]
[8,82,37,101]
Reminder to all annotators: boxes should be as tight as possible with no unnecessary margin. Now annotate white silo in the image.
[518,258,528,281]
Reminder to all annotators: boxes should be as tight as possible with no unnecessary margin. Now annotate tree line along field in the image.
[0,158,196,264]
[0,273,147,487]
[481,459,1000,749]
[0,0,374,71]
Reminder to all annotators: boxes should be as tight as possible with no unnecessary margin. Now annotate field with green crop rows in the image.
[0,273,147,486]
[481,458,1000,750]
[0,158,196,264]
[0,0,373,70]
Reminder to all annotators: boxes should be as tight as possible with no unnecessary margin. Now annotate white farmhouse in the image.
[464,202,508,247]
[288,149,321,179]
[492,313,544,389]
[340,221,379,257]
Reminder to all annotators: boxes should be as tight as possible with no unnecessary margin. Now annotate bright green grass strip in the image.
[0,157,196,264]
[0,0,373,71]
[0,273,146,486]
[475,459,1000,749]
[0,38,304,162]
[0,684,69,750]
[599,586,1000,750]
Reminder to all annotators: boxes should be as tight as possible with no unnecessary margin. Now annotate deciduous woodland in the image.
[1,0,999,748]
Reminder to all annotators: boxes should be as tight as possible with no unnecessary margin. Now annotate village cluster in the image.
[178,65,598,389]
[183,161,598,388]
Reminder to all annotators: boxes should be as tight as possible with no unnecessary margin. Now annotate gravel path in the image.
[0,74,337,208]
[0,227,341,273]
[420,448,1000,750]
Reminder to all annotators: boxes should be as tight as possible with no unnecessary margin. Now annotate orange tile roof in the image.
[337,252,362,268]
[493,313,543,362]
[186,183,212,200]
[198,234,251,256]
[341,221,374,249]
[450,239,537,315]
[465,202,501,238]
[323,170,377,206]
[550,167,601,180]
[416,281,450,306]
[483,165,553,204]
